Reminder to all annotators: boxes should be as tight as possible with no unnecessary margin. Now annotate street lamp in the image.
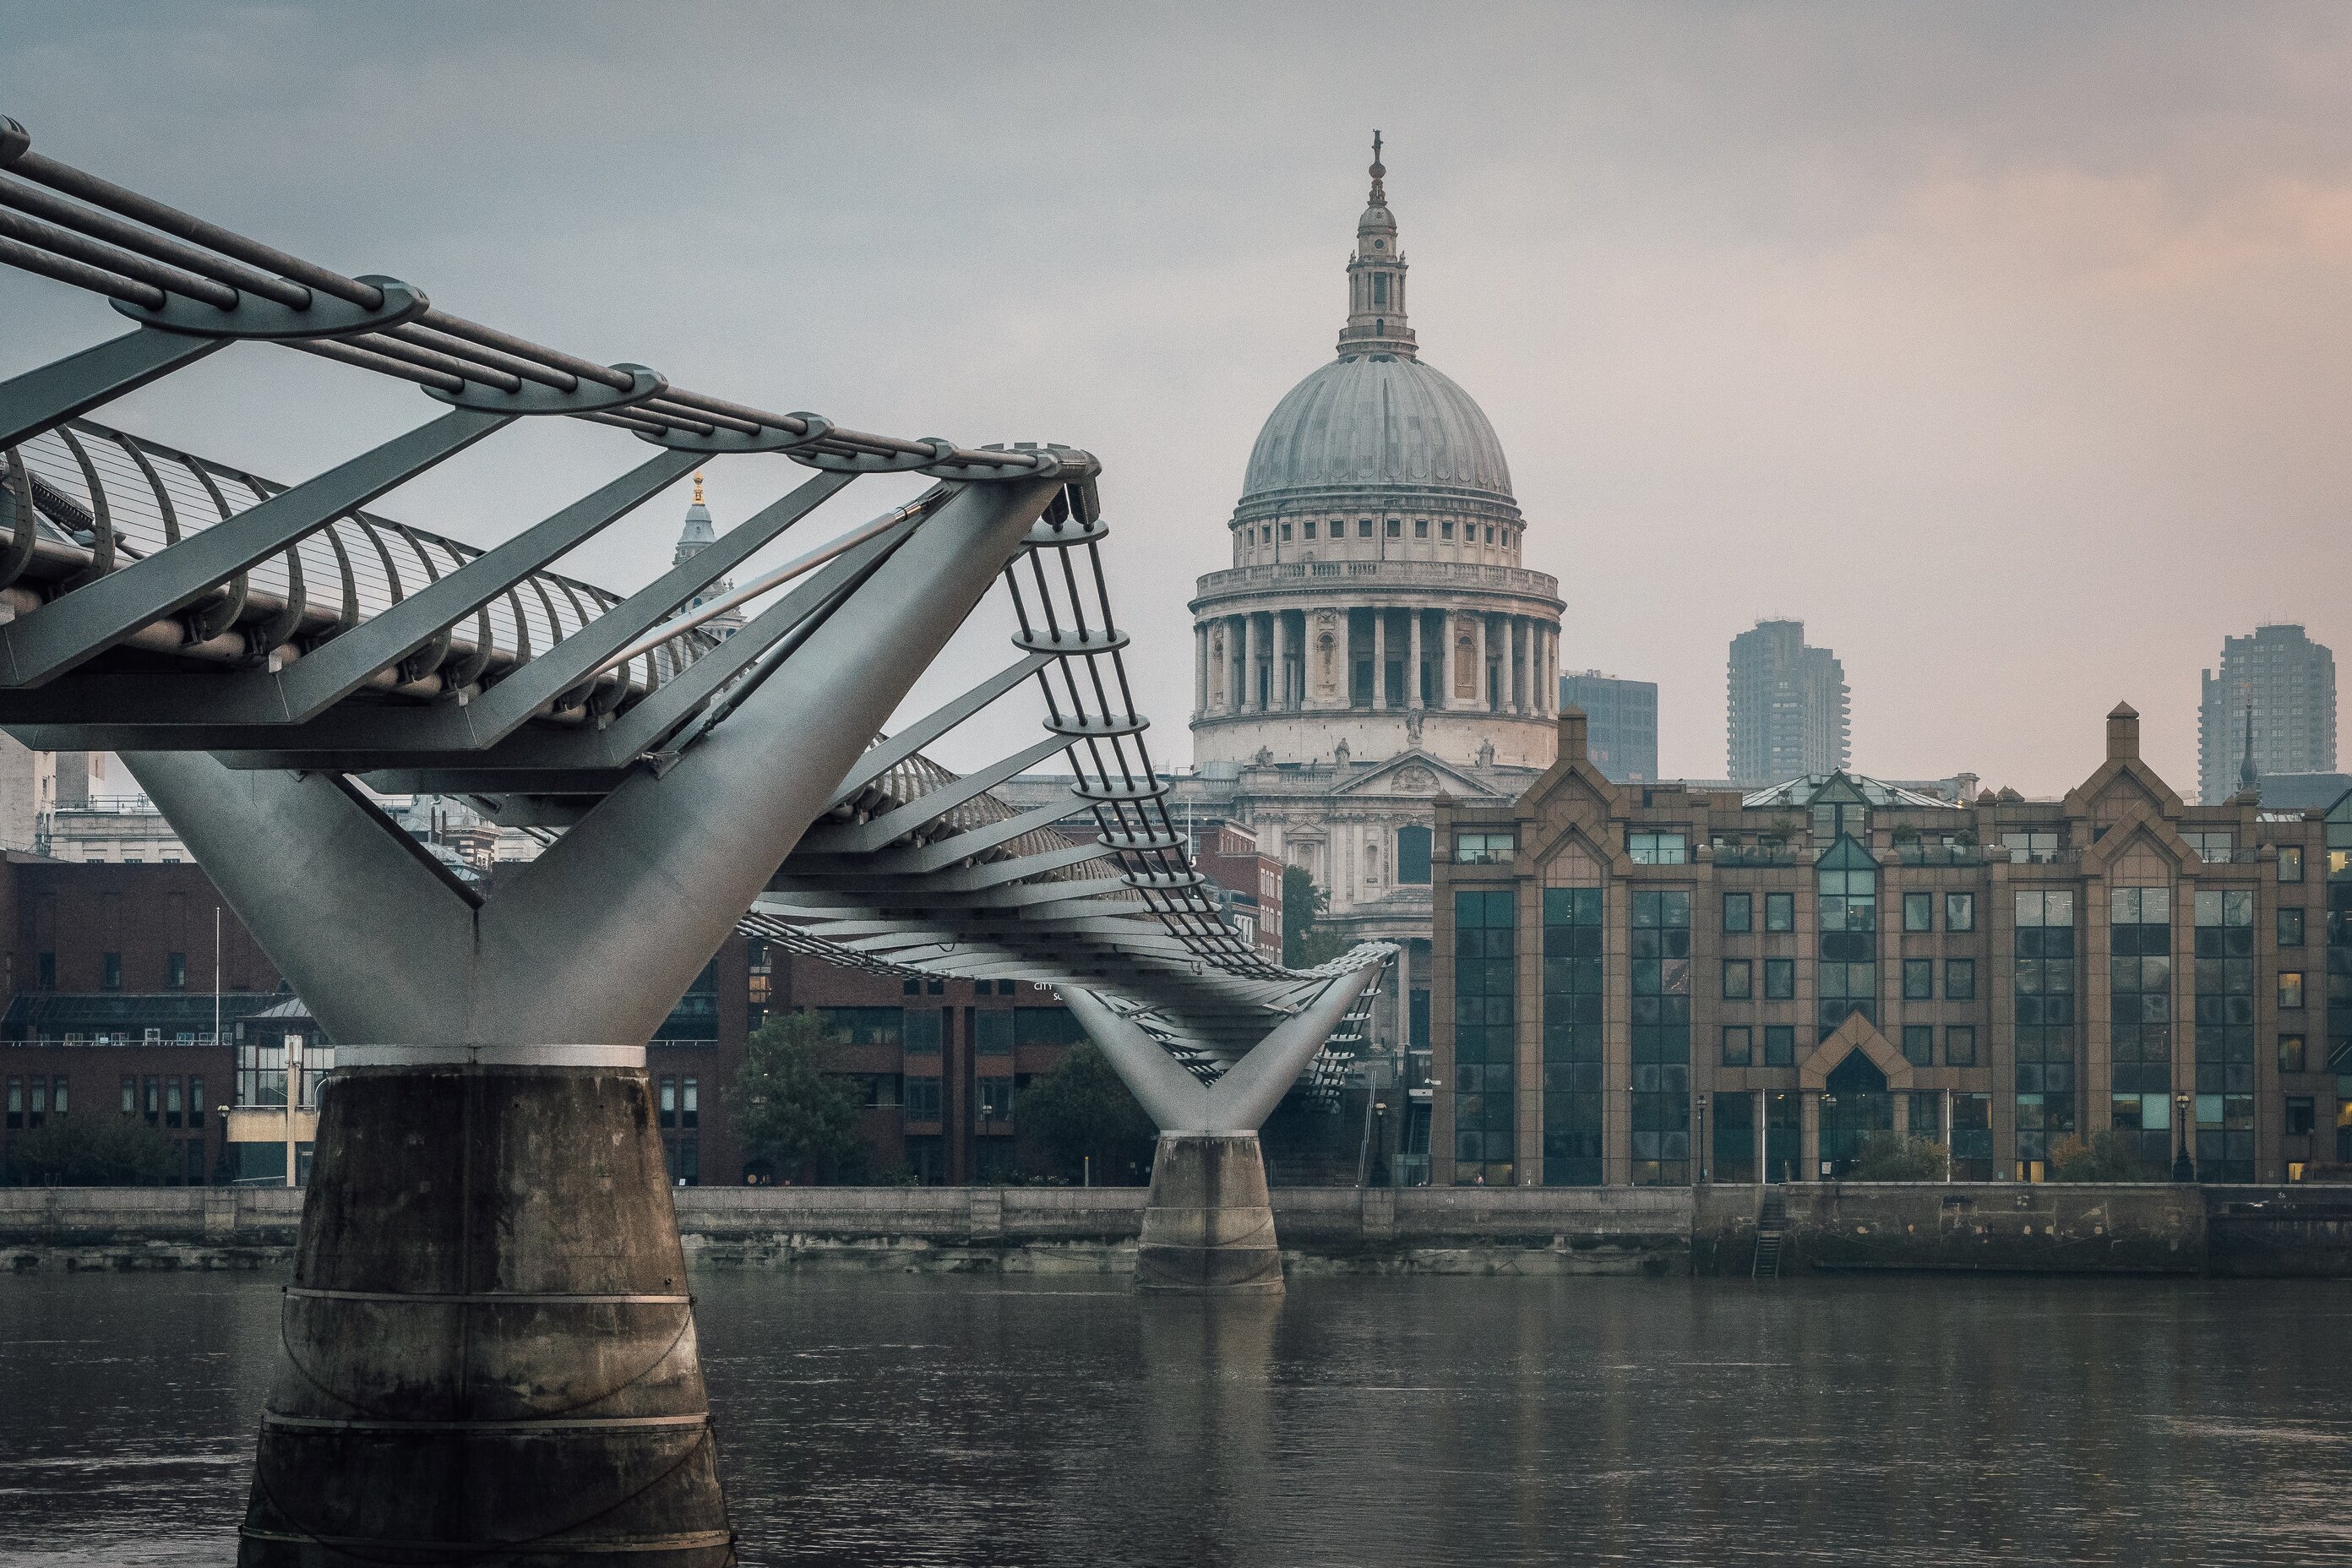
[2172,1093,2195,1183]
[1695,1092,1709,1187]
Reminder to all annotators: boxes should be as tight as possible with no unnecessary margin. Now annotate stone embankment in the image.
[4,1182,2348,1277]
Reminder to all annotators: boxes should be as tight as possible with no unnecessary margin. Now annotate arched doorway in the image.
[1819,1053,1892,1178]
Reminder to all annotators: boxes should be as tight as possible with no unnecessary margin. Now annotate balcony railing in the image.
[1195,559,1560,599]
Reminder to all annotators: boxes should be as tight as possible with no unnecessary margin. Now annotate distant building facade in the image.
[1435,704,2348,1189]
[2200,623,2336,804]
[1727,619,1848,787]
[1558,672,1657,782]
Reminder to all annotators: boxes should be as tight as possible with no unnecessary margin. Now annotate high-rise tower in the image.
[1726,619,1849,787]
[2198,624,2336,804]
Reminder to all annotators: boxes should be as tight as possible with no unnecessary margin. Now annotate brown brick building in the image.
[1433,704,2349,1187]
[0,854,1100,1189]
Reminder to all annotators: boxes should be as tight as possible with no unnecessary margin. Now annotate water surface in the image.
[4,1270,2349,1565]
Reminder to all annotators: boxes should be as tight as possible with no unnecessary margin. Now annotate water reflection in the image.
[5,1271,2352,1565]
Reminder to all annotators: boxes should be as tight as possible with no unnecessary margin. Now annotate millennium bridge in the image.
[0,114,1388,1565]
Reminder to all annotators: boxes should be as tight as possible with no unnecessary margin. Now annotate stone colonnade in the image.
[1195,605,1557,719]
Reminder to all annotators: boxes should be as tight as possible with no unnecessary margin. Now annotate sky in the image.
[3,3,2349,794]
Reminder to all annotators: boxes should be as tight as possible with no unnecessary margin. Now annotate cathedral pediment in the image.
[1329,749,1500,798]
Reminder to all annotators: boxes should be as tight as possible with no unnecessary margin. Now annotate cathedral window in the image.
[1387,519,1402,537]
[1486,526,1495,544]
[1304,520,1316,539]
[1280,523,1293,542]
[1413,520,1429,538]
[1441,521,1455,541]
[1373,273,1388,306]
[1358,520,1373,538]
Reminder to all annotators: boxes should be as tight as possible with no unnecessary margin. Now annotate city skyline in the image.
[2,5,2348,795]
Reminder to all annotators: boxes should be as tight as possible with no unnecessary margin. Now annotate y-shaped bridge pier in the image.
[0,113,1386,1562]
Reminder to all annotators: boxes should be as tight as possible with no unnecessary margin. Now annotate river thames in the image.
[3,1271,2348,1566]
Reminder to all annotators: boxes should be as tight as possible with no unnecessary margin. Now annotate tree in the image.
[1849,1131,1951,1182]
[2050,1130,2164,1183]
[727,1012,868,1184]
[1016,1040,1157,1184]
[8,1116,177,1186]
[1282,865,1348,968]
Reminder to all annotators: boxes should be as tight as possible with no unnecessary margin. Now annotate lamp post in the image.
[2172,1092,2196,1183]
[1695,1092,1709,1187]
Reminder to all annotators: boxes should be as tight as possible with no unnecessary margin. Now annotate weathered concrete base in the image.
[237,1064,731,1568]
[1135,1134,1285,1293]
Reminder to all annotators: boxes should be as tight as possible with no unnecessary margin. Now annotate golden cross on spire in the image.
[692,471,705,505]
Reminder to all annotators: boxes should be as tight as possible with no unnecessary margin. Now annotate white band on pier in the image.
[334,1043,648,1069]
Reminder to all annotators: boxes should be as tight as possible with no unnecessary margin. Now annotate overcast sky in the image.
[4,3,2348,793]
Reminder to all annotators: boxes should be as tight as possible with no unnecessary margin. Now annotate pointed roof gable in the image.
[1799,1012,1915,1091]
[1330,749,1499,798]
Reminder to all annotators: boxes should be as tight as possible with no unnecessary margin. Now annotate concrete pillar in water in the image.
[124,474,1062,1563]
[1062,961,1388,1296]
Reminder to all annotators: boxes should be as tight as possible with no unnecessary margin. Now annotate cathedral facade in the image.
[1171,143,1565,1053]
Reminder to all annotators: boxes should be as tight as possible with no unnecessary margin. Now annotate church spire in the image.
[1339,130,1416,360]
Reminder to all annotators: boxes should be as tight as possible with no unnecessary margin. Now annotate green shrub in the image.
[2050,1129,2164,1183]
[1849,1131,1951,1182]
[8,1115,178,1186]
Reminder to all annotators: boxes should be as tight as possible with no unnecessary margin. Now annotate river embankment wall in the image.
[3,1183,2348,1276]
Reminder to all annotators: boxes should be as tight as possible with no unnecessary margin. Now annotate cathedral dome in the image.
[1241,352,1512,502]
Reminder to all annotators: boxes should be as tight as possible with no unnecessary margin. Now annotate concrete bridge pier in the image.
[1063,964,1385,1294]
[121,474,1061,1565]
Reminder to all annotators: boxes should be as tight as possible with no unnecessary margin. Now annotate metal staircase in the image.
[1751,1190,1788,1279]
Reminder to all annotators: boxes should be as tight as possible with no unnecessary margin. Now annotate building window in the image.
[1722,960,1753,1000]
[166,951,187,990]
[2003,830,2061,863]
[2278,846,2304,883]
[1903,959,1934,1000]
[1386,519,1401,537]
[2280,972,2306,1009]
[2108,886,2175,1168]
[1413,519,1429,538]
[166,1078,183,1130]
[2280,1035,2307,1073]
[1279,522,1292,542]
[2278,907,2305,947]
[1397,825,1432,885]
[1764,958,1794,999]
[1630,890,1692,1186]
[904,1076,943,1119]
[2013,889,2078,1178]
[819,1007,906,1048]
[52,1078,68,1117]
[2287,1097,2317,1135]
[2189,888,2256,1181]
[2181,832,2234,863]
[1721,1026,1752,1067]
[1756,1024,1795,1068]
[1723,892,1752,934]
[36,951,54,989]
[101,952,122,991]
[1946,892,1976,932]
[1303,520,1317,540]
[1455,889,1517,1185]
[186,1076,200,1129]
[1440,520,1454,540]
[1946,1025,1978,1066]
[143,1077,160,1124]
[1629,831,1688,866]
[659,1076,678,1129]
[1952,1092,1994,1179]
[1903,892,1933,932]
[4,1078,18,1130]
[1946,959,1976,1000]
[1454,831,1515,865]
[1816,836,1878,1040]
[681,1077,699,1130]
[1902,1025,1933,1066]
[1540,886,1603,1186]
[120,1076,134,1115]
[977,1077,1015,1120]
[1764,893,1794,933]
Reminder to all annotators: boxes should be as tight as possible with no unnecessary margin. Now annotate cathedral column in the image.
[1474,614,1490,712]
[1270,609,1289,712]
[1511,619,1527,715]
[1371,608,1388,712]
[1539,625,1554,716]
[1407,607,1424,711]
[1194,623,1207,720]
[1437,609,1456,710]
[1241,612,1260,714]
